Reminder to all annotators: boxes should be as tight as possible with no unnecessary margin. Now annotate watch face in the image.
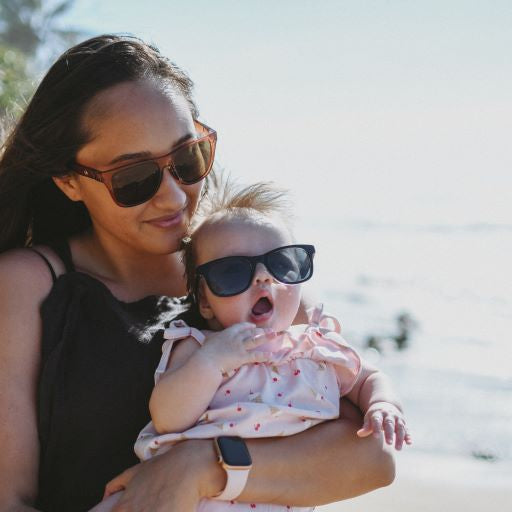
[216,436,252,467]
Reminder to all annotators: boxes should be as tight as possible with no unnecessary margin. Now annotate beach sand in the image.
[317,450,511,512]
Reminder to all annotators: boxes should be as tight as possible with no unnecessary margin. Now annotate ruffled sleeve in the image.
[154,320,205,385]
[305,304,361,395]
[307,328,362,396]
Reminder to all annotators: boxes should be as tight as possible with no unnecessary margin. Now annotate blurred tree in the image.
[0,0,77,55]
[0,44,32,118]
[0,0,80,118]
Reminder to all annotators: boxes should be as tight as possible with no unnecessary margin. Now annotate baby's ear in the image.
[197,280,215,320]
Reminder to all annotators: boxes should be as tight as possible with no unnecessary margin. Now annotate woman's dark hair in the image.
[0,34,199,252]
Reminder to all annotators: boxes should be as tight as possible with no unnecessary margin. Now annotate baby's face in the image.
[195,215,302,331]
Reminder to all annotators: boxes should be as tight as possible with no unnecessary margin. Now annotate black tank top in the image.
[33,240,203,511]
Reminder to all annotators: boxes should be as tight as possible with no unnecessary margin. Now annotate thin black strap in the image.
[46,239,75,273]
[30,248,57,283]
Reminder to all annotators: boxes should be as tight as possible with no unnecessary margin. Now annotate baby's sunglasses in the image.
[196,244,315,297]
[70,120,217,207]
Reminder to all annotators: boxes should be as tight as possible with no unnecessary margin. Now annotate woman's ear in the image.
[52,175,83,202]
[197,280,215,320]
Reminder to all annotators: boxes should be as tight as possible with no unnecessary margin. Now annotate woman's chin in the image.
[144,231,185,255]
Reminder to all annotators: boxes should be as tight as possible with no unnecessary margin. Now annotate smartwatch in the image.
[212,436,253,501]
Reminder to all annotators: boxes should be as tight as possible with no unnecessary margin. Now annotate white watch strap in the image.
[213,466,251,501]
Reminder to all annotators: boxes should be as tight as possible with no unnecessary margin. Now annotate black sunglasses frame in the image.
[196,244,316,297]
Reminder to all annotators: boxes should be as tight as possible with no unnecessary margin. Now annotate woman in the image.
[0,35,394,512]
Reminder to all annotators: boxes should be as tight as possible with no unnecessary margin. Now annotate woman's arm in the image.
[241,402,395,505]
[0,250,57,512]
[107,400,394,511]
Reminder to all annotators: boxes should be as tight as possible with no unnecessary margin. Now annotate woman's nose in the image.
[253,263,273,285]
[152,165,187,209]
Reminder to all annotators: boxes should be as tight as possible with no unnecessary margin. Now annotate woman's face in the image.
[67,79,203,255]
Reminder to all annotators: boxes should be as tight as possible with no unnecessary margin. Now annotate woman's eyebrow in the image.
[108,151,151,166]
[107,132,194,166]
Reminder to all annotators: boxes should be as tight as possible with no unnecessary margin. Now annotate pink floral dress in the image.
[135,305,361,512]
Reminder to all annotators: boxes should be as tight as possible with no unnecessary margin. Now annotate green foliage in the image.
[0,0,80,119]
[0,44,34,118]
[0,0,77,55]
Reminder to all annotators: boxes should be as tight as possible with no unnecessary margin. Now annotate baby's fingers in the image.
[394,420,407,450]
[397,424,413,450]
[247,349,273,364]
[383,415,396,445]
[356,415,373,437]
[370,411,384,438]
[228,322,257,336]
[244,328,276,349]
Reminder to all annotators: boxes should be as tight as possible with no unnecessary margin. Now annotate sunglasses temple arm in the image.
[191,274,202,305]
[77,168,104,183]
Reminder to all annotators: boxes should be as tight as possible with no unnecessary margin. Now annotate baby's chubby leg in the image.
[88,492,122,512]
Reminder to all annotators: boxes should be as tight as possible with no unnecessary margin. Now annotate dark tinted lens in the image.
[172,139,212,184]
[205,257,253,296]
[267,247,312,283]
[111,162,161,206]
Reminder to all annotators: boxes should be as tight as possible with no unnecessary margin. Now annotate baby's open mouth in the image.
[251,296,273,316]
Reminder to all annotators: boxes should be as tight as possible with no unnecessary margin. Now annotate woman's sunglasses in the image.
[70,120,217,207]
[196,244,315,297]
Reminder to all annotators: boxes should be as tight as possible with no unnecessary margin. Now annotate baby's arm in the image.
[149,335,218,434]
[345,362,412,450]
[149,323,271,434]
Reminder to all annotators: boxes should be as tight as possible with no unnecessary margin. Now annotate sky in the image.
[57,0,512,226]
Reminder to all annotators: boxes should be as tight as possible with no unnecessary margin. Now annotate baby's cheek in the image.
[274,287,302,329]
[214,297,249,328]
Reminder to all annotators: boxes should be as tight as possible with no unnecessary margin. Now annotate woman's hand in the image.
[105,440,224,512]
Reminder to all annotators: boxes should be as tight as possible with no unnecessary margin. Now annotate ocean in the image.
[296,219,512,463]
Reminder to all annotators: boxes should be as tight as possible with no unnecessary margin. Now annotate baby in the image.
[95,182,410,512]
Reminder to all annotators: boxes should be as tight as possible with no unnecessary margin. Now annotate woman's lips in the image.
[145,210,184,228]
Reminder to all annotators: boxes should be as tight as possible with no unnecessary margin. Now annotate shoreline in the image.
[318,450,512,512]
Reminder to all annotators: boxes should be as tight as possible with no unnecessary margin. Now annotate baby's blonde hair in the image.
[182,175,293,295]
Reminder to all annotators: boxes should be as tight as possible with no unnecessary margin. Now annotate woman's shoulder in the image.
[0,249,60,362]
[0,245,68,303]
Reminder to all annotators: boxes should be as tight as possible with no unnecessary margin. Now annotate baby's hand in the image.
[198,323,274,375]
[357,402,412,450]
